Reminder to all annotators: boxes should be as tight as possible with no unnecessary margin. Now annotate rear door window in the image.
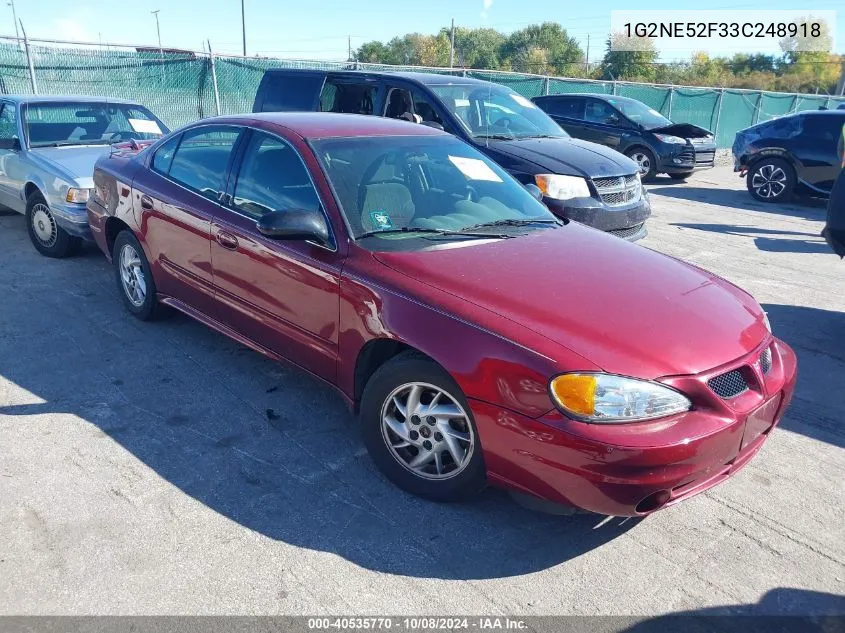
[319,79,377,115]
[255,73,326,112]
[164,126,241,201]
[540,98,584,119]
[584,99,616,124]
[800,115,843,144]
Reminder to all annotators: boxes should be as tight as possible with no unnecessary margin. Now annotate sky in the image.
[5,0,843,62]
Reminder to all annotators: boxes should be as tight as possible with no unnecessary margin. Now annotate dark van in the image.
[253,69,651,241]
[533,93,716,182]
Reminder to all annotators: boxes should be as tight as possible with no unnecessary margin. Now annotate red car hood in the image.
[373,225,768,379]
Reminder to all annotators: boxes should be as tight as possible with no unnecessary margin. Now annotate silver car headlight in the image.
[66,188,94,204]
[534,174,591,200]
[549,373,692,423]
[654,133,687,144]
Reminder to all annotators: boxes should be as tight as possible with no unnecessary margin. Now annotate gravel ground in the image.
[0,166,842,617]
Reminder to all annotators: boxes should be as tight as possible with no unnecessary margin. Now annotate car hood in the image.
[489,137,639,178]
[648,122,713,139]
[373,226,768,379]
[29,145,113,187]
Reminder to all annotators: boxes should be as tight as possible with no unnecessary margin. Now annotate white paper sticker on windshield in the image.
[128,118,162,134]
[448,156,503,182]
[510,93,537,109]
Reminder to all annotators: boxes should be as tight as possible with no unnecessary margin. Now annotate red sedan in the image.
[88,113,797,516]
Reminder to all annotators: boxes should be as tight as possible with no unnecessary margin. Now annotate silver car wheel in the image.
[31,203,57,247]
[630,152,651,175]
[119,243,147,307]
[751,164,787,199]
[380,382,475,480]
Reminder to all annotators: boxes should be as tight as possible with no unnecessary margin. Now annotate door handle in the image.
[140,195,153,210]
[216,230,239,250]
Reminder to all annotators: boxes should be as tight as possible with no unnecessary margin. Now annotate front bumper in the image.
[658,142,717,174]
[473,337,797,516]
[51,200,93,240]
[543,191,651,242]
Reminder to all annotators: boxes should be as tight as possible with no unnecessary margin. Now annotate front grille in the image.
[695,150,716,166]
[607,223,644,239]
[708,370,749,399]
[592,174,641,207]
[678,149,694,162]
[760,347,772,374]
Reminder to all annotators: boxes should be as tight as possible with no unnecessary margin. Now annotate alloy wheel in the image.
[630,152,651,175]
[751,164,787,199]
[31,203,57,248]
[119,243,147,307]
[380,382,475,480]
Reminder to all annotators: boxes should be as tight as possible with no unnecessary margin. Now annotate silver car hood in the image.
[29,145,114,188]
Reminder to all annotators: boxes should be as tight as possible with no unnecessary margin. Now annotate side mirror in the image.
[256,208,330,245]
[0,137,21,150]
[524,183,543,201]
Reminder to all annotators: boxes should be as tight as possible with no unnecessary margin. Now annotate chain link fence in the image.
[1,35,844,148]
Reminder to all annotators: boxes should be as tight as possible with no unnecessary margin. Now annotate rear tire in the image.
[746,157,795,203]
[625,147,658,182]
[360,352,486,501]
[113,230,169,321]
[26,191,79,258]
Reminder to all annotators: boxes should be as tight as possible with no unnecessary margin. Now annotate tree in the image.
[501,23,584,75]
[451,27,507,69]
[600,33,658,81]
[778,17,840,93]
[356,41,390,64]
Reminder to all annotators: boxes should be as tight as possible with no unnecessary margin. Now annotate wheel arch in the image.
[745,150,800,175]
[353,339,437,413]
[104,216,134,258]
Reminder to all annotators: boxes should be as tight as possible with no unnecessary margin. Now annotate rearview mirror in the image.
[524,183,543,201]
[0,137,21,150]
[256,208,330,245]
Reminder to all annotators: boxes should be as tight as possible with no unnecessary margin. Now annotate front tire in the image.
[26,191,79,258]
[747,157,795,203]
[113,230,168,321]
[625,147,658,182]
[360,353,486,501]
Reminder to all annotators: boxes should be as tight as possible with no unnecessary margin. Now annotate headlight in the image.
[654,133,687,144]
[549,373,691,423]
[534,174,591,200]
[66,188,93,203]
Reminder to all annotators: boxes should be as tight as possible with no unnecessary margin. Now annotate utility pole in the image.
[585,34,590,74]
[449,18,456,68]
[8,0,18,41]
[348,35,352,62]
[151,10,162,58]
[241,0,247,56]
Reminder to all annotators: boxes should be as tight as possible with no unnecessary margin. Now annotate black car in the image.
[252,69,651,241]
[733,110,845,203]
[532,94,716,182]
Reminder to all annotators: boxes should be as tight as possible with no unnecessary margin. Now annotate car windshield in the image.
[24,102,167,148]
[312,135,558,245]
[605,98,671,130]
[429,84,567,140]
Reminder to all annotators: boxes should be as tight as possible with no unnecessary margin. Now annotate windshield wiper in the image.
[34,140,112,148]
[462,217,563,231]
[516,134,562,139]
[474,133,516,141]
[358,226,513,240]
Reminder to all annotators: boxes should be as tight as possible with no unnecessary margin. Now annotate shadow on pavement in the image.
[619,588,845,632]
[670,223,830,255]
[0,216,641,580]
[650,184,828,221]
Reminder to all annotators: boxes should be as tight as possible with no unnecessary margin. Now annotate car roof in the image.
[263,67,501,88]
[201,112,450,140]
[1,94,144,105]
[536,93,639,102]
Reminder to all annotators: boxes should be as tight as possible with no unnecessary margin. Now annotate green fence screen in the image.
[1,40,844,148]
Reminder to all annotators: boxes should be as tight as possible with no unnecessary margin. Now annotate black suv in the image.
[532,94,716,182]
[252,69,651,241]
[733,110,845,203]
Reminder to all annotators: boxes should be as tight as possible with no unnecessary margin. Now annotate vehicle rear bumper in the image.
[473,338,797,516]
[86,199,112,259]
[51,201,93,240]
[543,193,651,242]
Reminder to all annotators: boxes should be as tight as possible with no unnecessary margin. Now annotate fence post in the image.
[207,41,221,116]
[752,92,763,125]
[543,76,549,96]
[20,24,37,94]
[612,81,617,95]
[713,89,725,140]
[667,87,674,119]
[790,95,798,113]
[824,96,831,110]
